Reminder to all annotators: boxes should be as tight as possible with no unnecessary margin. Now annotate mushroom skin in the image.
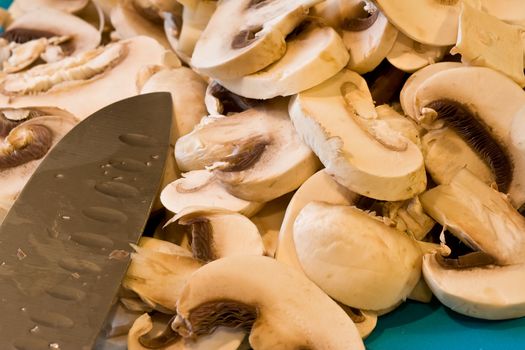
[174,255,365,349]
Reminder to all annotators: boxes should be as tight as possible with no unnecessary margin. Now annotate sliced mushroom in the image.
[191,0,322,79]
[387,32,449,73]
[173,255,365,349]
[412,66,525,207]
[175,101,320,202]
[383,197,435,241]
[0,36,169,120]
[9,0,89,17]
[217,23,349,99]
[342,2,398,74]
[451,3,525,87]
[294,201,422,311]
[160,170,263,217]
[478,0,525,26]
[204,81,259,116]
[0,113,77,208]
[289,68,426,201]
[165,207,265,261]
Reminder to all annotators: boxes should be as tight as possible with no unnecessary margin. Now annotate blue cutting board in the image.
[1,0,524,348]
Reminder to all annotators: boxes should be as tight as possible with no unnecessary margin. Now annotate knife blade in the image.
[0,92,172,350]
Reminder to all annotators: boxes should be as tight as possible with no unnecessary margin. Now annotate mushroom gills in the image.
[205,81,259,116]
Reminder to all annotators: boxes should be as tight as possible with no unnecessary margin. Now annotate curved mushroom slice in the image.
[289,68,426,201]
[420,168,525,266]
[423,254,525,320]
[0,36,168,120]
[175,102,320,202]
[373,0,466,46]
[191,0,322,79]
[387,32,449,73]
[128,313,246,350]
[217,24,349,99]
[160,170,263,217]
[9,0,89,17]
[341,2,398,74]
[140,67,208,139]
[399,61,463,120]
[165,207,265,261]
[110,0,171,48]
[173,255,365,349]
[0,114,77,208]
[4,7,101,55]
[422,127,495,186]
[294,201,422,311]
[204,81,259,116]
[413,66,525,207]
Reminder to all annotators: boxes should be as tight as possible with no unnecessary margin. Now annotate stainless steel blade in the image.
[0,92,172,350]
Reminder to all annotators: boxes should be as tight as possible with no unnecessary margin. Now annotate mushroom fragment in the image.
[173,255,365,349]
[289,68,426,201]
[293,201,422,311]
[9,0,89,17]
[204,81,259,116]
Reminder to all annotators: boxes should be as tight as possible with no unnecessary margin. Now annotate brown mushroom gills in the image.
[231,25,263,49]
[342,1,379,32]
[138,314,181,349]
[0,124,52,169]
[2,28,55,43]
[183,217,217,263]
[218,138,269,172]
[209,82,259,115]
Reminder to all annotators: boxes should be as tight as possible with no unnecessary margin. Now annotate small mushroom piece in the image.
[175,102,320,202]
[293,201,422,311]
[204,81,259,116]
[217,24,349,99]
[289,68,426,201]
[173,255,365,349]
[387,32,449,73]
[9,0,89,17]
[382,197,435,241]
[2,38,48,73]
[160,170,263,217]
[420,168,525,266]
[165,207,265,261]
[191,0,322,80]
[422,254,525,320]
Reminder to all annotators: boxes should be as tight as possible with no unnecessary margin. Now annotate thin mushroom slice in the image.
[423,254,525,320]
[191,0,322,80]
[420,168,525,266]
[165,206,265,261]
[293,201,422,311]
[289,68,426,201]
[217,23,349,99]
[175,101,320,202]
[160,170,263,217]
[173,255,365,349]
[413,66,525,207]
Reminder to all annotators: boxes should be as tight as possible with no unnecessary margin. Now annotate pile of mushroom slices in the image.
[2,0,525,348]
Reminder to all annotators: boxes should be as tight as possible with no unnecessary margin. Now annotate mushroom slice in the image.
[165,207,265,261]
[373,0,466,46]
[173,255,365,349]
[0,36,168,120]
[123,238,203,312]
[413,66,525,207]
[294,201,422,311]
[341,2,398,74]
[217,23,349,99]
[451,3,525,87]
[420,168,525,266]
[383,197,435,241]
[191,0,322,79]
[399,61,463,120]
[422,127,495,186]
[1,38,48,73]
[0,105,74,137]
[9,0,89,16]
[204,81,259,116]
[175,102,320,202]
[160,170,263,217]
[423,254,525,320]
[276,169,359,270]
[0,114,77,208]
[289,68,426,201]
[128,313,245,350]
[479,0,525,26]
[140,67,208,140]
[387,32,449,73]
[3,7,101,55]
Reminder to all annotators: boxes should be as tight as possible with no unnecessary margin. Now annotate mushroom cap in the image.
[293,201,422,311]
[175,255,365,349]
[423,254,525,320]
[217,24,349,99]
[289,68,426,201]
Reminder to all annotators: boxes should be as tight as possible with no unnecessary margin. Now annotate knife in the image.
[0,92,172,350]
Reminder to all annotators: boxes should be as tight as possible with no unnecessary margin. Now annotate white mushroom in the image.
[173,255,365,349]
[289,68,426,201]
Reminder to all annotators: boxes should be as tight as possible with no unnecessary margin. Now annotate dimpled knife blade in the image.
[0,93,172,350]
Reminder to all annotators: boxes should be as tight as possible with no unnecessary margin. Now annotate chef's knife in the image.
[0,92,172,350]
